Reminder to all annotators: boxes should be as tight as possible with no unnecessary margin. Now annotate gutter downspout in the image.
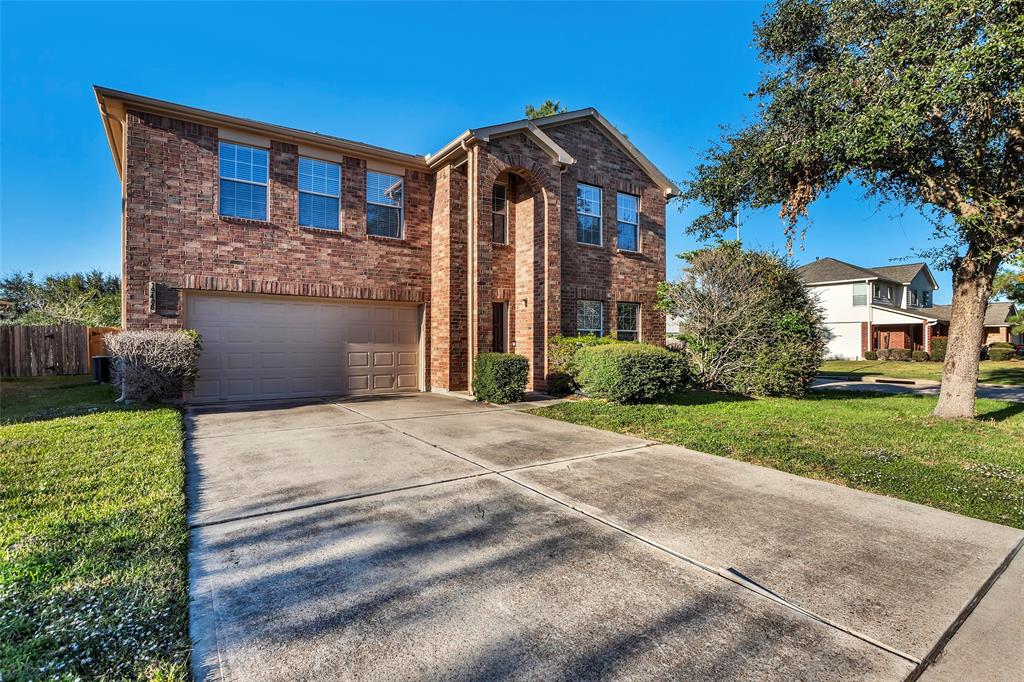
[866,278,873,358]
[464,139,476,392]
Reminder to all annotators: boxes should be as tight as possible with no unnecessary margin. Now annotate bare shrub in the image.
[106,330,202,402]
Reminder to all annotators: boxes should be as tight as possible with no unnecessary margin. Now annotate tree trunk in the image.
[932,249,1000,419]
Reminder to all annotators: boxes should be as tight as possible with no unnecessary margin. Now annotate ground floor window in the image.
[577,300,604,336]
[616,302,639,341]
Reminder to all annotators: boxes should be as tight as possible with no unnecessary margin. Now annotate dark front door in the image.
[492,302,507,353]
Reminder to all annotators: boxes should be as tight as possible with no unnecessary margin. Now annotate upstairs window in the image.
[576,183,602,245]
[922,290,931,307]
[366,171,403,238]
[219,141,268,221]
[617,302,639,341]
[298,157,341,230]
[577,300,604,336]
[616,193,639,251]
[492,184,508,243]
[852,283,867,306]
[910,289,920,306]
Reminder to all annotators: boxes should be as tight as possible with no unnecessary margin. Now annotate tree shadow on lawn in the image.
[0,376,139,425]
[981,365,1024,386]
[808,386,1024,422]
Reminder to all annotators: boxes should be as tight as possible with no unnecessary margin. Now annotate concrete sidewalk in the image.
[813,376,1024,403]
[185,393,1024,681]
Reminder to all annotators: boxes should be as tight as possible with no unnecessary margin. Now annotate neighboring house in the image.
[798,257,942,359]
[928,301,1021,346]
[94,87,677,402]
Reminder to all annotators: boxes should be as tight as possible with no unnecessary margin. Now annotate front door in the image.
[492,302,508,353]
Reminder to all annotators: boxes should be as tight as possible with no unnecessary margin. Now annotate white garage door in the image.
[825,322,862,360]
[187,294,420,402]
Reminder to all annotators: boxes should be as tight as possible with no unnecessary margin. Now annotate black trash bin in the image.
[92,355,112,384]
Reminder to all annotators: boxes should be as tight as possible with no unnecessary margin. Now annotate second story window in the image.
[852,283,867,306]
[492,184,507,243]
[577,300,604,336]
[922,290,931,307]
[616,193,639,251]
[366,171,403,238]
[219,141,268,221]
[873,283,892,301]
[910,289,920,306]
[298,157,340,230]
[576,183,602,246]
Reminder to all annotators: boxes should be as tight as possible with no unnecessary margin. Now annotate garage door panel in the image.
[187,295,420,402]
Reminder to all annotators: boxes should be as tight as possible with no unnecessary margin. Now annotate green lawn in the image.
[820,359,1024,385]
[0,375,189,680]
[531,390,1024,529]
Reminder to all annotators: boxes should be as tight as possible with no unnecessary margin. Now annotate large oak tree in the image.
[683,0,1023,418]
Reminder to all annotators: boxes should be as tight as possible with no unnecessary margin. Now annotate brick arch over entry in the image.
[471,140,565,391]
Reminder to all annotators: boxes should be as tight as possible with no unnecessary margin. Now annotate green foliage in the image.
[913,351,931,362]
[993,254,1024,305]
[1009,312,1024,336]
[472,353,529,404]
[990,342,1016,350]
[660,243,828,396]
[0,270,120,326]
[930,337,948,361]
[524,99,567,119]
[889,349,913,361]
[988,348,1015,361]
[876,349,891,361]
[546,335,620,394]
[575,343,686,404]
[864,351,879,360]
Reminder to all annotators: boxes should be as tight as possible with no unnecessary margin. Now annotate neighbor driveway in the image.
[186,393,1023,681]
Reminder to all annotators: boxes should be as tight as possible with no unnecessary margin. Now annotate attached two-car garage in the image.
[186,294,421,403]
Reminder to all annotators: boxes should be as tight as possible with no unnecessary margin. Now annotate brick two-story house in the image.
[95,87,678,402]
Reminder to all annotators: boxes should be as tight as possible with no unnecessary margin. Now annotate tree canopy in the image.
[524,100,567,120]
[682,0,1023,418]
[0,271,121,326]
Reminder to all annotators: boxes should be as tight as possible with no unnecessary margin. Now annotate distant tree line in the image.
[0,271,121,326]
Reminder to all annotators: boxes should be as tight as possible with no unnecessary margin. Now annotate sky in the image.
[1,1,955,303]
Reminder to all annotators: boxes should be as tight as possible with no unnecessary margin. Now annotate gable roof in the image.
[796,257,883,284]
[798,257,939,289]
[94,87,680,196]
[426,108,680,196]
[868,263,938,288]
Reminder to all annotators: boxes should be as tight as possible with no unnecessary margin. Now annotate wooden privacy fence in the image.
[0,325,120,377]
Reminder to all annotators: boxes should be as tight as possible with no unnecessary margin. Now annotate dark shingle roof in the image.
[868,263,929,284]
[923,302,1016,326]
[796,258,882,284]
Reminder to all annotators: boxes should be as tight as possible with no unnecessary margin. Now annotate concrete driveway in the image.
[813,377,1024,403]
[186,393,1023,681]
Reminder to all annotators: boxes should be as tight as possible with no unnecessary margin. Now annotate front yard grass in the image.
[820,359,1024,385]
[531,390,1024,529]
[0,375,189,680]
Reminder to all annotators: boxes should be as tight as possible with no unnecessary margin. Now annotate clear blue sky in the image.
[0,1,954,303]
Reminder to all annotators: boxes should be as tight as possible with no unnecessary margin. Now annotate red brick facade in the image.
[121,107,669,393]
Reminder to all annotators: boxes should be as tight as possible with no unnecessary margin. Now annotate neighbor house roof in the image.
[798,257,939,289]
[796,258,886,284]
[929,301,1019,327]
[94,87,680,196]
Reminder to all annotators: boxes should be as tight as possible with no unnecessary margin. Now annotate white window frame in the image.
[366,171,404,238]
[492,183,508,244]
[577,299,604,336]
[910,289,919,306]
[616,302,640,341]
[853,282,868,307]
[616,192,640,252]
[576,183,603,246]
[218,140,269,221]
[298,156,341,230]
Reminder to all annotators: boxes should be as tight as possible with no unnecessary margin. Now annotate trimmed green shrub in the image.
[472,353,529,403]
[989,341,1016,350]
[930,336,948,361]
[889,348,913,361]
[547,335,620,394]
[988,348,1015,361]
[731,339,824,397]
[864,351,878,360]
[912,350,930,362]
[875,348,891,360]
[575,343,685,404]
